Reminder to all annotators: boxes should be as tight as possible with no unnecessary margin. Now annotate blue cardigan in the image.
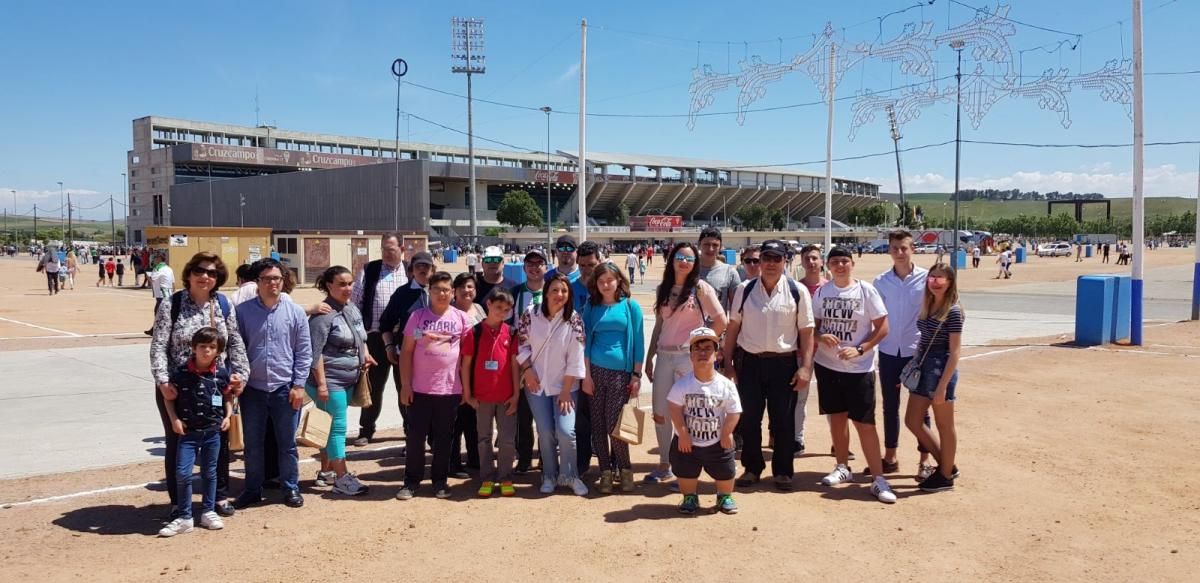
[581,297,645,373]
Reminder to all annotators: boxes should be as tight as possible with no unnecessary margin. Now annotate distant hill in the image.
[879,193,1194,222]
[3,214,124,241]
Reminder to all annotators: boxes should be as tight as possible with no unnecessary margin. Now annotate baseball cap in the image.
[555,234,577,251]
[483,246,504,259]
[760,239,788,257]
[826,246,854,261]
[524,248,548,263]
[410,251,435,267]
[686,326,720,349]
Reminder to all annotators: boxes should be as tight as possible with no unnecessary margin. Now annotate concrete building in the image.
[127,115,882,243]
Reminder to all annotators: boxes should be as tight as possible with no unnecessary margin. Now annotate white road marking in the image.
[0,316,80,337]
[960,345,1036,361]
[0,332,147,341]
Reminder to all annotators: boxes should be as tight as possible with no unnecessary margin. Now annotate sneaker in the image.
[570,478,589,497]
[315,470,337,487]
[450,466,471,480]
[514,464,532,475]
[158,517,193,537]
[619,469,635,493]
[214,500,235,517]
[678,494,700,515]
[916,463,937,481]
[539,477,556,494]
[716,493,739,515]
[597,471,614,495]
[642,468,675,484]
[821,464,853,486]
[332,473,369,496]
[919,472,955,493]
[477,481,495,497]
[793,440,806,457]
[198,511,223,530]
[395,485,416,500]
[871,477,898,504]
[499,481,516,497]
[434,484,451,499]
[734,471,760,488]
[773,475,793,491]
[350,435,370,447]
[883,459,900,473]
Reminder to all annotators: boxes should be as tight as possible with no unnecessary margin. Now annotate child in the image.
[159,327,232,537]
[638,254,647,284]
[462,288,520,498]
[667,327,742,515]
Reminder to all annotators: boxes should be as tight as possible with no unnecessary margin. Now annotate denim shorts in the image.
[908,351,958,402]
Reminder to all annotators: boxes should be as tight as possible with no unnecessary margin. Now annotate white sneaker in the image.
[570,478,588,497]
[539,477,556,494]
[198,511,223,530]
[332,473,369,496]
[872,477,898,504]
[917,463,936,481]
[315,470,337,487]
[158,517,194,537]
[821,464,853,486]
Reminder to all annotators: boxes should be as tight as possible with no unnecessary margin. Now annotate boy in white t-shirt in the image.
[812,247,897,504]
[668,327,743,515]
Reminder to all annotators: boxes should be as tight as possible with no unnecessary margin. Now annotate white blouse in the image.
[516,304,586,397]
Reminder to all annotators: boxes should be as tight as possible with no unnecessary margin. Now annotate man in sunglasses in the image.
[509,248,549,473]
[474,246,511,307]
[739,245,762,281]
[546,234,581,285]
[571,241,604,310]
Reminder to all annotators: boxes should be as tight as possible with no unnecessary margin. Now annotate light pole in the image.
[392,58,408,231]
[540,106,552,250]
[451,17,486,241]
[57,181,64,239]
[240,193,246,228]
[950,39,966,268]
[121,173,128,245]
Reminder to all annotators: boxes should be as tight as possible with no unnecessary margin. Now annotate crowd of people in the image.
[149,227,964,537]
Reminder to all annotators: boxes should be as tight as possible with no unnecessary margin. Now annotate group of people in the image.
[151,227,965,536]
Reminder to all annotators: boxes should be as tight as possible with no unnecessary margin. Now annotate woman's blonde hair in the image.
[920,263,960,321]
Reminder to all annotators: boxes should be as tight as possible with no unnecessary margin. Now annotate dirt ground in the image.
[0,250,1198,581]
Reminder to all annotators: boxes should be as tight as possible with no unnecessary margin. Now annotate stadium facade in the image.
[127,116,881,243]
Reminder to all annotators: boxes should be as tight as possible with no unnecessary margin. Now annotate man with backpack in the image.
[722,240,815,491]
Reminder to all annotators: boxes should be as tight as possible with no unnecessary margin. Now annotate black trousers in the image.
[404,393,459,486]
[515,389,535,468]
[735,351,799,478]
[156,386,230,504]
[450,403,479,470]
[358,332,408,439]
[575,389,592,474]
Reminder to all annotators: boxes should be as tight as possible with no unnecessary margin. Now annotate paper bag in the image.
[611,396,647,445]
[296,404,333,449]
[226,399,244,451]
[350,373,373,408]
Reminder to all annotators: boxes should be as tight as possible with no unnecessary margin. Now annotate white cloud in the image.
[888,165,1198,197]
[557,62,580,83]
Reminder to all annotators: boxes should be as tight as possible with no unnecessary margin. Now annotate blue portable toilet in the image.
[443,248,458,263]
[1085,244,1094,258]
[1110,275,1132,342]
[1075,275,1115,346]
[1014,246,1027,263]
[723,248,736,265]
[953,249,967,269]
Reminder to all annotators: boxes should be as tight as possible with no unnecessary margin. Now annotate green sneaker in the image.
[717,493,739,515]
[678,494,700,515]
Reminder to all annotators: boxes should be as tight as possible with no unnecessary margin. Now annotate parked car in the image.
[1037,242,1072,257]
[871,243,890,254]
[915,244,938,254]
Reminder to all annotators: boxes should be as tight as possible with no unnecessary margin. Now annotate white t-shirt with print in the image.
[666,372,742,447]
[813,279,888,374]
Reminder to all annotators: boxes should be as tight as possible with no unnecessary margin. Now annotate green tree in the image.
[483,227,504,237]
[734,204,772,230]
[496,189,544,232]
[609,203,630,226]
[769,209,786,230]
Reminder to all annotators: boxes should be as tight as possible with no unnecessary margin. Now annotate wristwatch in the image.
[855,345,865,356]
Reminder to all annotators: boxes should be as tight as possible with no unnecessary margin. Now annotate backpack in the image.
[738,277,801,316]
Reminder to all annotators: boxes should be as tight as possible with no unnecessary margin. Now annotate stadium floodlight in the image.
[452,17,486,241]
[540,106,552,250]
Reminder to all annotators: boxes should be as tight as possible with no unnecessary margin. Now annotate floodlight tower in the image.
[452,17,486,242]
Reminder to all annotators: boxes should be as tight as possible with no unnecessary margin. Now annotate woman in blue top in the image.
[581,263,645,495]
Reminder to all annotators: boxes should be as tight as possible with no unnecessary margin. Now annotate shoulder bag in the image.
[899,317,945,391]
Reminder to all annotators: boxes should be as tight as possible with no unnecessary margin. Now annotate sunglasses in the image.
[556,246,577,253]
[191,267,219,278]
[482,256,503,264]
[761,255,784,263]
[742,258,760,265]
[674,254,696,263]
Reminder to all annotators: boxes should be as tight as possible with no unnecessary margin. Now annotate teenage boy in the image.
[872,230,931,474]
[697,227,741,312]
[669,327,743,515]
[739,246,761,281]
[377,251,437,437]
[158,327,233,537]
[462,287,520,498]
[813,247,896,504]
[396,271,473,500]
[798,245,854,460]
[509,249,549,473]
[723,240,813,491]
[350,232,409,446]
[568,240,604,473]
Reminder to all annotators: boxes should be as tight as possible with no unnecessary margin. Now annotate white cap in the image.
[483,246,504,258]
[685,326,720,350]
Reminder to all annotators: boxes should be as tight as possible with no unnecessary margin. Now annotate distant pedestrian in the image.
[39,250,60,295]
[105,257,116,286]
[1102,243,1111,264]
[1075,244,1083,263]
[116,259,126,286]
[65,251,78,290]
[971,247,981,269]
[96,256,106,287]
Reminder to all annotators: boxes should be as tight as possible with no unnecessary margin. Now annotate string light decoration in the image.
[687,3,1136,139]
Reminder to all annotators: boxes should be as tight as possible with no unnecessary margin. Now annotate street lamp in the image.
[950,39,966,268]
[57,181,64,238]
[540,106,552,250]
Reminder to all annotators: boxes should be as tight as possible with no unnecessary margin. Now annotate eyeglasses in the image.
[191,267,219,279]
[761,255,784,263]
[674,254,696,263]
[556,246,577,253]
[258,275,284,283]
[430,287,454,295]
[742,258,760,265]
[482,256,503,264]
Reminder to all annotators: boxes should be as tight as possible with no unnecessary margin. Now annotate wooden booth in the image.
[271,231,428,285]
[144,226,273,289]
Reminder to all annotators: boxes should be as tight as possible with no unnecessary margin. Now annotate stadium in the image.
[126,115,882,244]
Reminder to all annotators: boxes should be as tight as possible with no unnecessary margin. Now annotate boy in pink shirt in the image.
[397,271,472,500]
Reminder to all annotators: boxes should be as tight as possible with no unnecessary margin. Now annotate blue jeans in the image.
[910,351,959,402]
[240,385,301,495]
[879,351,929,452]
[175,429,220,519]
[527,391,579,482]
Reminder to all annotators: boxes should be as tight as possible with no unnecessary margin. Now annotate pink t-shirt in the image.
[656,280,723,351]
[403,306,472,395]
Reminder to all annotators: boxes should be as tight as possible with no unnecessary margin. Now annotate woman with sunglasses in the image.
[644,242,728,486]
[150,252,249,520]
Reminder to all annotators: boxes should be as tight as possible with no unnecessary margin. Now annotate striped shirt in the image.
[915,305,964,355]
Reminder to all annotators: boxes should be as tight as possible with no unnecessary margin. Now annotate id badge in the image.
[413,328,423,340]
[210,393,223,407]
[484,360,500,371]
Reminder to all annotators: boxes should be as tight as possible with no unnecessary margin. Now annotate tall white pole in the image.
[1192,145,1199,320]
[823,43,836,254]
[467,36,478,241]
[577,19,588,242]
[1131,0,1145,345]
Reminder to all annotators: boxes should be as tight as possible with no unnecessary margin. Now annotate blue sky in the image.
[1,0,1197,220]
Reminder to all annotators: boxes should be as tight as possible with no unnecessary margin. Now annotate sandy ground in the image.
[0,250,1198,581]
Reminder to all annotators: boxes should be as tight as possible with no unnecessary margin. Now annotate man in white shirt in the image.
[625,251,638,283]
[143,255,175,335]
[872,230,931,475]
[723,240,814,491]
[466,249,479,275]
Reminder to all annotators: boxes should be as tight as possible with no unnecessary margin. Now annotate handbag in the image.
[900,318,946,391]
[296,404,333,448]
[226,399,245,451]
[612,395,647,445]
[339,308,373,408]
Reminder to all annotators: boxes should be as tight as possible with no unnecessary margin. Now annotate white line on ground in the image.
[0,332,147,341]
[0,316,80,337]
[1,443,407,509]
[1085,346,1199,358]
[961,345,1036,361]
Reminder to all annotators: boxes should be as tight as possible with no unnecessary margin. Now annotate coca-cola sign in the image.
[629,215,683,232]
[531,170,577,184]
